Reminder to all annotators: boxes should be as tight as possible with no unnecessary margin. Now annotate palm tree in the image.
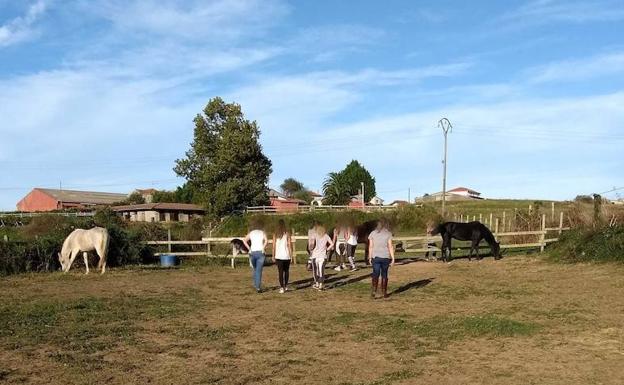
[322,172,351,205]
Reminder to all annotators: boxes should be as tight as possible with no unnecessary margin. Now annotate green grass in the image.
[353,313,539,352]
[0,288,203,369]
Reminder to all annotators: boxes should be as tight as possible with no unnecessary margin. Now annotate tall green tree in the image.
[152,184,196,204]
[341,160,376,202]
[174,97,272,216]
[280,178,305,197]
[322,160,376,205]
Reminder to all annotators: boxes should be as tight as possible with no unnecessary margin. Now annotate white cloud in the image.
[87,0,288,41]
[501,0,624,25]
[0,0,47,47]
[526,52,624,83]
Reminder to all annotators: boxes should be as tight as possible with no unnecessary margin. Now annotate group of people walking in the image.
[242,218,395,299]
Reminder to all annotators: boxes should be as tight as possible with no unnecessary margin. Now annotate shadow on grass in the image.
[388,278,434,297]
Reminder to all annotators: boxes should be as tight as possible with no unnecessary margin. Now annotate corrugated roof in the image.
[112,203,205,212]
[37,188,127,204]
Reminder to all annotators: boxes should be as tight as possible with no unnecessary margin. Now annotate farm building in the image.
[133,188,157,203]
[389,200,409,207]
[419,186,483,202]
[16,188,128,212]
[369,196,384,205]
[112,203,205,222]
[268,189,306,212]
[310,191,324,206]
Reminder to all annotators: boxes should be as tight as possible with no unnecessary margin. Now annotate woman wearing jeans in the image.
[272,219,293,294]
[244,223,268,293]
[367,219,395,299]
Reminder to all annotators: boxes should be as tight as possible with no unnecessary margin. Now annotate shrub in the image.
[213,205,441,236]
[549,224,624,263]
[0,209,164,276]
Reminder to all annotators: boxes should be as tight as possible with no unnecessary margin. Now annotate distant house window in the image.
[171,212,179,221]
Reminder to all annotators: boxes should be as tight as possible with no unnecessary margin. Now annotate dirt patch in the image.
[1,256,624,384]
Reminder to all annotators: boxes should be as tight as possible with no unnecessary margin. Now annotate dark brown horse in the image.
[428,221,501,262]
[327,220,379,265]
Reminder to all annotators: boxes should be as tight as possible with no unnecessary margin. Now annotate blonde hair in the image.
[315,225,326,237]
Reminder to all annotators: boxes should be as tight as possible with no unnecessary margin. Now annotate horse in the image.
[324,220,379,264]
[229,238,254,268]
[58,227,110,274]
[428,221,500,262]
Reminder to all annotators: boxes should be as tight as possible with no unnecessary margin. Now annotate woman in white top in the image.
[346,222,359,271]
[272,219,293,294]
[310,224,334,290]
[243,221,268,293]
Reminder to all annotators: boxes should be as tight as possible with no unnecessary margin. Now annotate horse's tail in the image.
[97,228,110,269]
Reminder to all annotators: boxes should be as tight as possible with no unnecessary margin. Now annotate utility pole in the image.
[361,182,365,206]
[408,187,411,203]
[438,118,452,217]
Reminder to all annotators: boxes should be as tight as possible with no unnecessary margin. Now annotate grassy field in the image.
[1,255,624,385]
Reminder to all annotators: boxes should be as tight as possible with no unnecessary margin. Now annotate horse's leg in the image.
[442,235,451,262]
[67,250,78,272]
[95,243,107,274]
[475,241,480,261]
[83,251,90,274]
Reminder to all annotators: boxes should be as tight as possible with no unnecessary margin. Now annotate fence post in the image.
[489,213,493,228]
[473,215,476,222]
[495,218,499,234]
[551,202,555,222]
[502,211,506,232]
[167,228,172,253]
[479,213,482,223]
[540,214,546,253]
[460,214,463,222]
[291,229,297,265]
[558,211,564,235]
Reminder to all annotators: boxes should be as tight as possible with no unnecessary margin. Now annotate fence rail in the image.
[0,211,95,218]
[244,205,416,214]
[147,214,568,268]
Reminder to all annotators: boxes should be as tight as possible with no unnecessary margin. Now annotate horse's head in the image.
[58,250,70,272]
[427,223,441,236]
[492,241,501,259]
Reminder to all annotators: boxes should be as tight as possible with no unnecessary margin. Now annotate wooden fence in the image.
[146,214,569,268]
[244,205,420,214]
[0,211,95,218]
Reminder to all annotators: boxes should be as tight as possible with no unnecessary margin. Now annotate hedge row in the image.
[549,224,624,263]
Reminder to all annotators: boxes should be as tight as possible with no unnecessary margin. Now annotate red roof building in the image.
[16,188,128,212]
[268,189,306,212]
[447,187,482,199]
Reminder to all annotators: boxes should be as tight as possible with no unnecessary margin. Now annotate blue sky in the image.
[1,0,623,210]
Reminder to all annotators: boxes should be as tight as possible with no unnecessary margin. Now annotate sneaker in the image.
[350,267,358,272]
[341,264,347,270]
[256,288,262,293]
[312,282,318,289]
[284,286,289,292]
[318,283,324,290]
[278,287,285,294]
[333,266,342,271]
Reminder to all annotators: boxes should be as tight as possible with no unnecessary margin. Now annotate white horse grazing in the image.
[58,227,110,274]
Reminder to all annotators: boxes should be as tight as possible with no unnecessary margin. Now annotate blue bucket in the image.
[160,254,179,267]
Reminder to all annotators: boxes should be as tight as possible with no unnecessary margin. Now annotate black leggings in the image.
[276,259,291,288]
